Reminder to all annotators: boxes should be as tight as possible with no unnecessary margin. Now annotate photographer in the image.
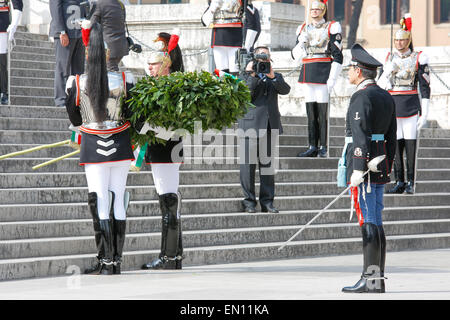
[238,46,290,213]
[91,0,131,71]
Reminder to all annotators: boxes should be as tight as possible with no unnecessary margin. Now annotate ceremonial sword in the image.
[278,155,386,251]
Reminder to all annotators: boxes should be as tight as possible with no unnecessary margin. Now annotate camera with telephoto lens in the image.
[236,49,271,74]
[252,53,271,74]
[127,37,142,54]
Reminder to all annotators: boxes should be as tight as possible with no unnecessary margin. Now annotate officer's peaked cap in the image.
[350,43,382,70]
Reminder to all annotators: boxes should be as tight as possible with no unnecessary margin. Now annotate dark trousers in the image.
[54,37,85,107]
[239,130,275,207]
[393,139,416,182]
[0,53,7,94]
[107,56,123,72]
[306,102,328,147]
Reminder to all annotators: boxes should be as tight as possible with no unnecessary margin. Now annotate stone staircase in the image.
[1,28,450,281]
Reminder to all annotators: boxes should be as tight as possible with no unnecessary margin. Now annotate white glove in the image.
[377,61,396,90]
[210,0,223,13]
[417,98,430,130]
[7,9,22,42]
[291,42,306,63]
[65,75,76,95]
[350,170,365,187]
[327,62,342,93]
[244,29,258,52]
[7,25,17,42]
[139,122,175,140]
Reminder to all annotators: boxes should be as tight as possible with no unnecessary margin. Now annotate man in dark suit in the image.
[91,0,129,71]
[238,46,291,213]
[49,0,86,107]
[342,44,397,294]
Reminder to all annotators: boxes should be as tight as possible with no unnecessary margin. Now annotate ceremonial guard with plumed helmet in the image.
[65,20,136,275]
[292,0,343,158]
[140,31,185,270]
[378,13,431,195]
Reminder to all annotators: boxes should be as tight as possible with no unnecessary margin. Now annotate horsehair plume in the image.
[86,22,109,122]
[400,13,412,31]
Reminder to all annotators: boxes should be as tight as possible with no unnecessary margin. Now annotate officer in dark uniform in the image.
[0,0,23,105]
[341,44,397,293]
[91,0,129,72]
[49,0,86,107]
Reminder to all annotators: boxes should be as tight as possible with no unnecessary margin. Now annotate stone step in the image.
[2,180,450,205]
[417,158,450,169]
[417,169,450,181]
[9,96,54,107]
[10,52,55,63]
[1,168,446,189]
[2,143,449,159]
[2,232,450,281]
[10,77,55,89]
[10,60,55,71]
[1,206,449,240]
[11,45,54,56]
[14,31,51,42]
[420,129,450,139]
[10,68,54,79]
[0,169,339,188]
[0,157,334,173]
[10,87,54,98]
[1,193,450,221]
[13,38,54,49]
[0,118,70,131]
[1,219,449,260]
[2,156,450,173]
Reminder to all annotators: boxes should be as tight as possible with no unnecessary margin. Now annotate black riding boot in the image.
[317,102,328,156]
[111,191,129,274]
[404,139,417,194]
[298,102,319,158]
[387,139,406,194]
[113,219,126,274]
[142,192,183,270]
[99,219,114,275]
[84,192,105,274]
[342,223,383,293]
[378,225,387,293]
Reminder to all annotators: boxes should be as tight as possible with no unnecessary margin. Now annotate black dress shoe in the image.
[342,276,385,293]
[243,205,256,213]
[1,93,8,105]
[404,181,414,194]
[242,201,257,213]
[84,256,103,275]
[297,146,318,158]
[141,258,177,270]
[261,204,279,213]
[386,181,405,194]
[318,146,327,158]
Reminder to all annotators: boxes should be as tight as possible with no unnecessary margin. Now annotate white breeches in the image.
[396,115,418,140]
[151,163,181,195]
[0,33,8,54]
[84,160,131,220]
[213,46,239,73]
[302,83,329,103]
